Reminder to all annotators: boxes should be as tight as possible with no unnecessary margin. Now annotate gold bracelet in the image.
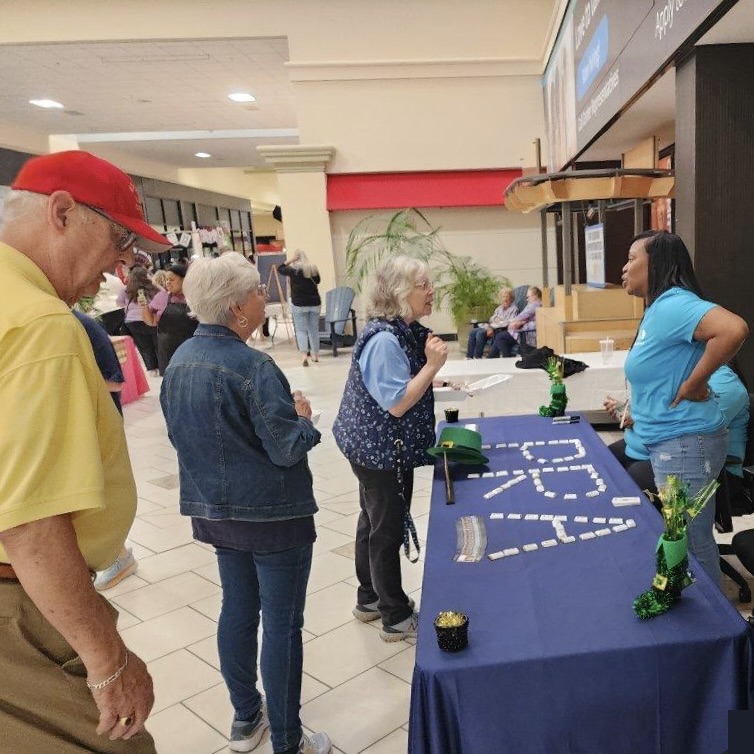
[86,651,129,691]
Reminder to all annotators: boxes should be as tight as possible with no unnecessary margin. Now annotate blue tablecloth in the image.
[410,414,753,754]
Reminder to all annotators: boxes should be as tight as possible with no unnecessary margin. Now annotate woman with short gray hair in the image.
[333,255,448,642]
[160,252,332,754]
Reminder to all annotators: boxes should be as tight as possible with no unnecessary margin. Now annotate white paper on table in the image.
[465,374,513,394]
[311,411,322,426]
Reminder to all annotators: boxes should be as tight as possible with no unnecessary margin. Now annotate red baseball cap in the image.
[11,150,171,253]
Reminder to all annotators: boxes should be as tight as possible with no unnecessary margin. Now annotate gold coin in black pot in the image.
[434,611,469,652]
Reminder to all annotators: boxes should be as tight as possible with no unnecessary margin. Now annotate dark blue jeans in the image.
[216,544,313,754]
[466,327,490,358]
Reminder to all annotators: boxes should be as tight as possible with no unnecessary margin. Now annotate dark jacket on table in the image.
[278,263,321,306]
[160,324,321,521]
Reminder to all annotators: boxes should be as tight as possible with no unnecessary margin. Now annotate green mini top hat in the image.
[427,426,488,465]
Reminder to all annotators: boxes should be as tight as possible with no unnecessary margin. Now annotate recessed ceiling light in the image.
[194,152,212,159]
[228,92,256,103]
[29,99,64,109]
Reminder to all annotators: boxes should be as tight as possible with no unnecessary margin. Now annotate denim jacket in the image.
[160,324,321,522]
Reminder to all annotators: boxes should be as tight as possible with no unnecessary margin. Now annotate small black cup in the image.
[444,408,459,423]
[434,612,469,652]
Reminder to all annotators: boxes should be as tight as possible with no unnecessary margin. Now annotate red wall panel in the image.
[326,169,523,211]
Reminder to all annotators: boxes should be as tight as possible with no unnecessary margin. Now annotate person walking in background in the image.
[0,149,168,752]
[466,285,519,358]
[333,256,448,642]
[278,250,321,366]
[143,262,198,375]
[118,265,160,375]
[621,230,748,584]
[160,253,332,754]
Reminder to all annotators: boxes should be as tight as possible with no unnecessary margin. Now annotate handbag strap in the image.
[394,438,420,563]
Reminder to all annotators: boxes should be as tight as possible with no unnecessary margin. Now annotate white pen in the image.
[619,403,628,430]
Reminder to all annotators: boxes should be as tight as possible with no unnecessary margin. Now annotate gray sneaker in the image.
[352,598,415,623]
[380,611,420,642]
[229,703,269,752]
[298,731,332,754]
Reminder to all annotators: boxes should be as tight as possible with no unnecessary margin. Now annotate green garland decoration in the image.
[538,357,568,417]
[633,476,718,620]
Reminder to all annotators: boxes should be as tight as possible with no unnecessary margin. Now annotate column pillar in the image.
[675,44,754,385]
[256,145,336,291]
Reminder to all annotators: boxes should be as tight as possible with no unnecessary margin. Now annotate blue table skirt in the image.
[410,415,753,754]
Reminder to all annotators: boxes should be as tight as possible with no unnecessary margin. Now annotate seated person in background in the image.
[606,364,749,509]
[466,286,518,359]
[489,286,543,358]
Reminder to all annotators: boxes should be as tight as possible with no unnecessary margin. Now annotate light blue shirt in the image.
[359,331,411,411]
[624,365,747,464]
[710,365,749,474]
[624,287,725,448]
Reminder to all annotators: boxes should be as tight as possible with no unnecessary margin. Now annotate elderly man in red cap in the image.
[0,151,170,752]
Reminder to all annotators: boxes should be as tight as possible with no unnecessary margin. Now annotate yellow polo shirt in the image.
[0,242,136,570]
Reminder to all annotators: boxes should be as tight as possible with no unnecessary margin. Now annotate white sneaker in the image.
[229,702,269,752]
[379,611,419,642]
[298,732,332,754]
[94,548,137,591]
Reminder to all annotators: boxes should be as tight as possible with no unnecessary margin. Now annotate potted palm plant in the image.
[345,208,507,347]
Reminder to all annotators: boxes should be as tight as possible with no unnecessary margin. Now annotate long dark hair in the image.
[125,266,159,304]
[633,230,705,305]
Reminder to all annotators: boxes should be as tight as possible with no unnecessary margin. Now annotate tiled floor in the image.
[117,337,754,754]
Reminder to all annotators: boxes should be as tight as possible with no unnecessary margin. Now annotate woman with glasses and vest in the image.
[160,253,331,754]
[333,255,448,642]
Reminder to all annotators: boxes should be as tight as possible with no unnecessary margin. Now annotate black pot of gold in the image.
[434,611,469,652]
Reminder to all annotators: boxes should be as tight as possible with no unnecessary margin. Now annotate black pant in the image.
[490,329,518,358]
[608,439,659,509]
[124,321,159,371]
[351,462,414,627]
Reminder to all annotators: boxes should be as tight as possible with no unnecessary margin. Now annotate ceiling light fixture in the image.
[228,92,256,103]
[194,152,212,159]
[29,99,64,109]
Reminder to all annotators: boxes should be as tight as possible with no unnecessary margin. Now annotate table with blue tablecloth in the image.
[410,414,752,754]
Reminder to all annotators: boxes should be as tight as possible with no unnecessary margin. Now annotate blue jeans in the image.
[648,427,728,586]
[290,304,321,354]
[216,544,313,753]
[466,328,490,358]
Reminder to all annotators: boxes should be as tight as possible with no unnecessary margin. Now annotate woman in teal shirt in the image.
[622,231,748,585]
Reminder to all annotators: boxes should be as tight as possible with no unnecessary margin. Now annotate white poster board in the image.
[585,223,605,288]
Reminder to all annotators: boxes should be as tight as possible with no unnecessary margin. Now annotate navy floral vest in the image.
[333,318,436,471]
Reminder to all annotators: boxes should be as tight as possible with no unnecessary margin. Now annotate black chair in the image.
[716,393,754,606]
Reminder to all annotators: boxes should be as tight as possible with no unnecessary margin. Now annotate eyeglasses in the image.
[415,280,434,291]
[256,283,269,298]
[83,204,137,252]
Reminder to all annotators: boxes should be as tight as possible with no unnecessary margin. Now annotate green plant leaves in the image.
[345,208,509,325]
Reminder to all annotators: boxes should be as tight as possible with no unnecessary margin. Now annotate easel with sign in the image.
[265,265,294,344]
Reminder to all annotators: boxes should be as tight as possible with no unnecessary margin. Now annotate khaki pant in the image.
[0,581,157,753]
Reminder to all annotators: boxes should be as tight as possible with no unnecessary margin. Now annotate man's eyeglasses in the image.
[256,283,268,298]
[415,280,433,291]
[83,204,137,252]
